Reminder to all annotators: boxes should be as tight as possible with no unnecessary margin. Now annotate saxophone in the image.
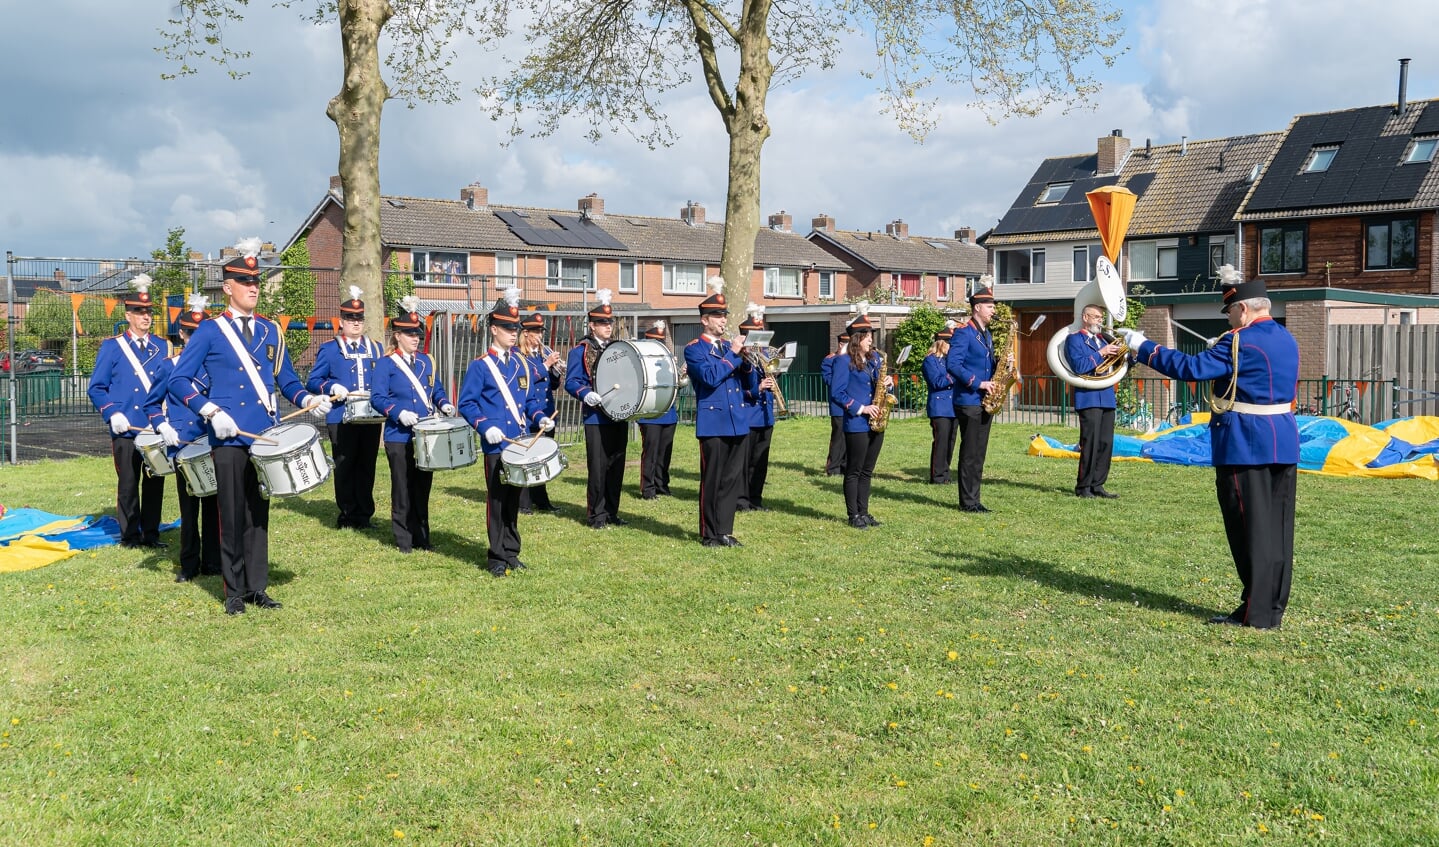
[869,351,897,432]
[981,315,1019,415]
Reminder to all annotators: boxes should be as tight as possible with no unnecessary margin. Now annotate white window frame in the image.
[1406,137,1438,164]
[545,256,596,292]
[1072,245,1092,283]
[1208,236,1236,276]
[1128,239,1179,281]
[494,254,517,290]
[1031,248,1046,284]
[663,262,706,294]
[936,275,951,302]
[765,267,802,298]
[618,261,637,293]
[411,250,470,286]
[817,270,834,300]
[1039,182,1072,204]
[1304,146,1339,173]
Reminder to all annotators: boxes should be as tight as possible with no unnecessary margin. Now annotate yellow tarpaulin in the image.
[0,536,79,573]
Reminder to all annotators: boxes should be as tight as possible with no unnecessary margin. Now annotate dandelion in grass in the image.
[924,836,935,846]
[887,682,898,690]
[1257,823,1269,833]
[394,830,405,839]
[947,650,958,661]
[1019,752,1029,761]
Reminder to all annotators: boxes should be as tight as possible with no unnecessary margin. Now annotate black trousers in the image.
[698,434,746,542]
[1075,407,1115,493]
[212,445,270,599]
[327,422,381,526]
[843,429,885,519]
[111,436,165,544]
[825,416,847,475]
[740,425,773,508]
[1215,464,1296,629]
[385,441,433,552]
[639,423,676,497]
[928,416,957,484]
[517,482,554,511]
[584,422,628,524]
[483,452,522,571]
[956,405,993,510]
[174,472,219,577]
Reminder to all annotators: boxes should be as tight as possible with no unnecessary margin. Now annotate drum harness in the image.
[481,353,529,430]
[389,353,435,415]
[215,316,277,417]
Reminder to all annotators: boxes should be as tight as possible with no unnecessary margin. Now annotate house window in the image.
[1365,216,1418,270]
[1072,246,1093,283]
[494,254,516,289]
[1259,224,1306,274]
[1208,236,1235,275]
[618,261,637,293]
[936,275,951,301]
[1405,137,1437,164]
[1038,182,1071,203]
[997,248,1044,284]
[412,250,469,286]
[546,257,595,291]
[966,276,987,297]
[893,272,921,299]
[818,271,834,300]
[1128,240,1178,281]
[765,267,802,298]
[1303,146,1338,173]
[1031,249,1046,284]
[663,263,706,294]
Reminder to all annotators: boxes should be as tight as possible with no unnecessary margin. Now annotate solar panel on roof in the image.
[1413,102,1439,134]
[493,210,629,251]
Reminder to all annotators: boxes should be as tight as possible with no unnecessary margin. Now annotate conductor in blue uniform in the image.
[685,277,751,547]
[1118,268,1299,631]
[1065,305,1123,498]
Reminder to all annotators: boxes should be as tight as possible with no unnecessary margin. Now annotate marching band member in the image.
[371,296,454,555]
[565,289,629,530]
[459,289,552,577]
[828,304,891,529]
[923,320,957,485]
[637,319,679,500]
[170,238,331,614]
[685,277,750,547]
[737,303,774,512]
[1065,305,1123,499]
[88,274,171,549]
[144,295,218,581]
[517,311,564,514]
[948,286,999,513]
[822,332,849,476]
[306,287,383,528]
[1117,268,1299,631]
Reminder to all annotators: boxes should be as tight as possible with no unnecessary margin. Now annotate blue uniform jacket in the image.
[565,339,622,426]
[922,352,955,418]
[1134,317,1299,466]
[684,336,750,438]
[143,354,208,457]
[829,352,894,434]
[88,332,172,438]
[371,351,450,444]
[822,353,843,417]
[743,366,775,429]
[169,313,312,448]
[307,336,382,425]
[1064,330,1117,410]
[523,350,559,421]
[947,320,996,408]
[458,348,547,456]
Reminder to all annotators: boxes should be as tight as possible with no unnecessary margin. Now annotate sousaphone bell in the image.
[1045,255,1130,391]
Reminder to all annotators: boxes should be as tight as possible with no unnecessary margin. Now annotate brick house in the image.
[806,215,987,309]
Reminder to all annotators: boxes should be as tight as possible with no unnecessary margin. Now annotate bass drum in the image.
[595,338,679,421]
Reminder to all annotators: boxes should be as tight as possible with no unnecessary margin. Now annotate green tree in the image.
[1114,285,1149,416]
[76,297,111,337]
[486,0,1124,323]
[890,303,947,409]
[383,253,414,317]
[22,290,73,344]
[149,226,193,336]
[276,240,320,358]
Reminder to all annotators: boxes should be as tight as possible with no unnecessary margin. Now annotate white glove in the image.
[329,384,350,402]
[209,410,239,440]
[305,395,333,417]
[1117,328,1147,349]
[398,410,420,428]
[109,412,131,435]
[583,391,603,406]
[484,426,505,445]
[157,421,180,448]
[538,416,555,432]
[440,403,456,416]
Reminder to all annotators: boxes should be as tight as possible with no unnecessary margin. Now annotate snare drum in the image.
[135,431,175,478]
[595,338,679,420]
[175,442,218,497]
[249,422,332,498]
[413,416,477,471]
[500,436,568,487]
[341,391,385,424]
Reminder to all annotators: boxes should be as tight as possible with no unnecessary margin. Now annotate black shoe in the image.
[1206,614,1243,626]
[352,519,376,530]
[510,560,528,571]
[336,517,349,529]
[518,507,534,515]
[750,505,771,513]
[535,505,561,513]
[416,543,434,552]
[489,564,508,577]
[200,566,221,576]
[1075,488,1095,498]
[849,516,870,529]
[701,538,727,548]
[590,520,608,530]
[247,591,282,610]
[224,596,246,616]
[863,514,881,527]
[609,516,630,526]
[175,572,197,583]
[962,505,992,513]
[142,540,169,550]
[641,493,658,500]
[1094,487,1119,499]
[120,539,142,549]
[723,535,743,547]
[1252,622,1282,631]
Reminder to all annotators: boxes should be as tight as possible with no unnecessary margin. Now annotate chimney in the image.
[219,247,238,259]
[954,227,977,243]
[812,213,836,234]
[681,201,706,226]
[1397,57,1411,115]
[1144,138,1152,158]
[460,182,488,211]
[261,242,276,254]
[53,268,66,283]
[1097,129,1131,174]
[578,193,604,218]
[328,174,343,195]
[1181,136,1188,156]
[885,219,909,239]
[188,251,204,261]
[768,210,793,232]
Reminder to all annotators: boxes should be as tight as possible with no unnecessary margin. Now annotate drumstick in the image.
[237,430,279,445]
[124,425,156,433]
[279,407,317,423]
[599,383,622,399]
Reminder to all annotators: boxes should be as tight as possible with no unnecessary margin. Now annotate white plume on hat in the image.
[234,237,263,259]
[595,288,613,306]
[977,273,994,289]
[187,293,209,312]
[745,302,764,321]
[501,285,521,309]
[854,300,871,317]
[1216,264,1243,286]
[651,319,666,332]
[399,294,420,314]
[707,276,725,294]
[131,273,153,294]
[945,319,957,330]
[347,285,363,301]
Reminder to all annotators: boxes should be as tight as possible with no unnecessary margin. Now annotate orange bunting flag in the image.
[306,317,318,332]
[103,298,117,314]
[1085,185,1138,264]
[425,313,436,333]
[70,293,85,311]
[469,314,479,332]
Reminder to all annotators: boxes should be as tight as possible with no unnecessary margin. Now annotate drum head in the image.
[503,436,557,463]
[595,339,677,419]
[177,443,211,462]
[134,432,163,448]
[251,423,318,456]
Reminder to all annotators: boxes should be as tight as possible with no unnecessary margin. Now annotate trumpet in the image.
[541,343,566,380]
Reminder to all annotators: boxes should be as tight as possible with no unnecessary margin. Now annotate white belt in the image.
[1213,400,1291,415]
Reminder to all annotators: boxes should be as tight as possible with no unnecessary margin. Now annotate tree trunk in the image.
[718,0,773,326]
[326,0,393,341]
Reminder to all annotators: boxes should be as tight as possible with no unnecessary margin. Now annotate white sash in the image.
[215,315,276,414]
[342,338,374,391]
[117,334,153,393]
[481,354,526,428]
[389,353,434,414]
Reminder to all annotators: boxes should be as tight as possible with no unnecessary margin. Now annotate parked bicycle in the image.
[1116,400,1155,432]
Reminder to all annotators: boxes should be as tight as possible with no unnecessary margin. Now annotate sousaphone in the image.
[1045,257,1129,390]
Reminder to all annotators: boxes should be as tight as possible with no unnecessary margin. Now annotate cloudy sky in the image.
[3,0,1438,261]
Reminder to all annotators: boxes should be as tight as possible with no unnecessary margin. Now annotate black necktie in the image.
[135,340,145,356]
[407,355,416,370]
[240,317,253,345]
[350,342,360,354]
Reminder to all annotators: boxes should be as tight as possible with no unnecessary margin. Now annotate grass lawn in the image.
[1,416,1436,846]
